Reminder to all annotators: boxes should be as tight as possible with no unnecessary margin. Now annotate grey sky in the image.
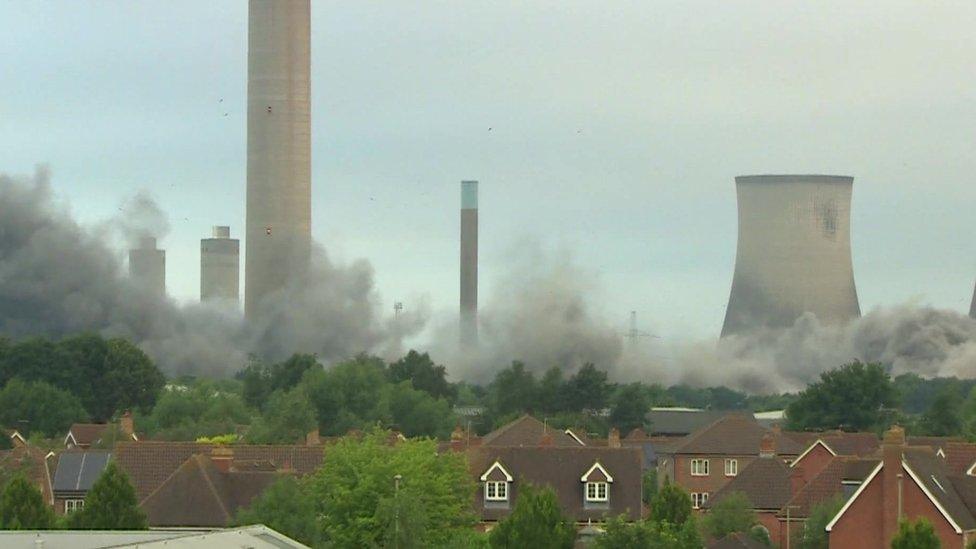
[2,1,974,342]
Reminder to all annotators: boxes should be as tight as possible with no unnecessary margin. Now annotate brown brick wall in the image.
[672,454,757,503]
[793,443,834,483]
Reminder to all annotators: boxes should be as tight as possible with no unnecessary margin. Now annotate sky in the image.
[2,0,974,343]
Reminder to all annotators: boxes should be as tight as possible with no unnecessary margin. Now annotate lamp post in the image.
[394,474,402,549]
[785,504,799,549]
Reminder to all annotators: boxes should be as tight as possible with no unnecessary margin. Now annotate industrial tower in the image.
[460,181,479,347]
[722,175,861,336]
[970,280,975,319]
[129,237,165,298]
[201,226,240,303]
[245,0,311,317]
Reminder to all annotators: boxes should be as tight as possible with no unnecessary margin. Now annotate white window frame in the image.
[585,481,609,502]
[484,480,508,502]
[64,499,85,513]
[725,458,738,477]
[691,458,710,476]
[691,492,708,509]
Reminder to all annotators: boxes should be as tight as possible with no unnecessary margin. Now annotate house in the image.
[467,445,643,525]
[944,441,976,475]
[658,413,804,510]
[645,407,729,438]
[0,437,55,506]
[704,433,797,543]
[708,532,770,549]
[140,447,287,527]
[114,441,323,504]
[826,426,976,548]
[52,450,112,514]
[786,431,880,483]
[65,412,137,449]
[461,415,642,527]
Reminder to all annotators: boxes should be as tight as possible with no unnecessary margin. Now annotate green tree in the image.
[919,387,964,436]
[701,491,758,540]
[246,388,317,444]
[890,517,940,549]
[68,461,146,529]
[563,363,610,411]
[488,361,538,417]
[642,470,658,506]
[388,350,456,402]
[799,496,843,549]
[306,428,475,547]
[610,383,650,433]
[649,480,692,526]
[489,484,576,549]
[102,338,166,414]
[386,381,455,438]
[142,381,251,441]
[236,476,320,546]
[596,515,702,549]
[0,379,88,437]
[239,354,321,410]
[537,367,566,414]
[301,354,391,435]
[0,474,56,529]
[786,361,897,432]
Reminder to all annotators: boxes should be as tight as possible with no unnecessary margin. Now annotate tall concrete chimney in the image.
[129,237,165,298]
[970,280,975,319]
[722,175,861,337]
[245,0,311,318]
[460,181,479,347]
[201,226,240,303]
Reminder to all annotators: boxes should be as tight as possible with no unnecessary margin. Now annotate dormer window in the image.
[585,481,608,502]
[580,461,613,506]
[480,460,513,505]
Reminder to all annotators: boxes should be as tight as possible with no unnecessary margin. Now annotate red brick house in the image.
[64,412,137,449]
[51,450,112,514]
[826,426,976,548]
[659,413,803,510]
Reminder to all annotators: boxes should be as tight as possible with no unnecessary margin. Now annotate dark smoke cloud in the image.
[116,190,170,247]
[0,168,423,376]
[2,168,975,389]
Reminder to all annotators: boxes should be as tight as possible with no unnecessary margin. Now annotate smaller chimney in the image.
[759,432,776,458]
[119,411,134,438]
[213,225,231,239]
[211,446,233,473]
[540,431,554,447]
[790,465,806,495]
[450,424,465,452]
[608,427,621,449]
[305,428,320,446]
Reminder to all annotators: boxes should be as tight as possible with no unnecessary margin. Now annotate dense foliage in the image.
[700,491,760,541]
[236,476,321,546]
[67,462,146,529]
[595,515,702,549]
[891,518,940,549]
[488,484,576,549]
[787,361,898,432]
[0,379,88,437]
[0,474,55,529]
[798,496,843,549]
[649,481,692,526]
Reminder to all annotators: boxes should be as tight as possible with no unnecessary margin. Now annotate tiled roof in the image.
[646,409,728,437]
[141,454,284,527]
[907,436,963,452]
[114,442,323,501]
[467,446,642,522]
[706,457,792,511]
[480,415,581,448]
[0,445,54,504]
[67,424,110,447]
[52,450,111,494]
[779,457,879,518]
[944,442,976,475]
[708,532,769,549]
[903,447,976,531]
[671,413,804,456]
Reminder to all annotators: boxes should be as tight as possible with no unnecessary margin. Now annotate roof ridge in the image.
[195,455,232,523]
[671,413,740,454]
[140,453,203,506]
[481,415,536,445]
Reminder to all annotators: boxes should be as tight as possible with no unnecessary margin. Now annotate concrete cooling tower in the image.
[721,175,861,337]
[201,226,240,303]
[245,0,311,318]
[129,237,165,298]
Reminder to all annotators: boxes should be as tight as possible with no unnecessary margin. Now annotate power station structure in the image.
[721,175,861,336]
[201,226,240,303]
[129,237,166,298]
[460,180,479,347]
[244,0,311,318]
[970,280,976,319]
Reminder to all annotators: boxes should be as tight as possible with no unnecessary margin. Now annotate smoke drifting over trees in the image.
[2,168,975,390]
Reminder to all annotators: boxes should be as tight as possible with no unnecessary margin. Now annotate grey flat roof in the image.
[0,525,309,548]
